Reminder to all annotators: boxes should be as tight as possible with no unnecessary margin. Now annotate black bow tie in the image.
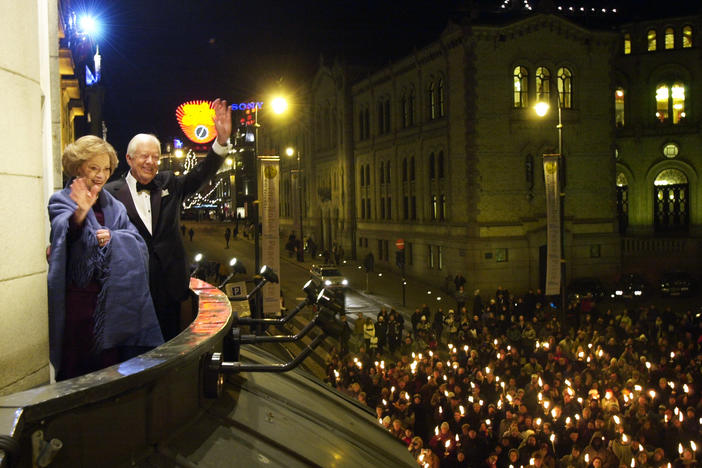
[136,181,158,192]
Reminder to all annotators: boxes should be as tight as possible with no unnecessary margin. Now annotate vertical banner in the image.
[543,154,561,296]
[259,156,281,316]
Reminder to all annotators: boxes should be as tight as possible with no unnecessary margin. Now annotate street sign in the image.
[395,238,405,250]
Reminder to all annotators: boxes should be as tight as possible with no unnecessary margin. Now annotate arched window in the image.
[360,165,365,186]
[654,169,689,232]
[623,33,631,54]
[438,151,444,179]
[402,158,408,182]
[386,162,391,184]
[513,66,529,108]
[428,81,436,120]
[365,165,371,186]
[429,153,435,180]
[656,82,686,124]
[438,78,445,117]
[647,29,657,51]
[410,157,415,181]
[665,27,675,49]
[380,162,385,184]
[557,67,573,109]
[536,67,550,103]
[615,87,625,127]
[682,26,693,48]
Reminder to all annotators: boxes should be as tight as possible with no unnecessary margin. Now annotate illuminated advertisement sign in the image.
[175,100,217,144]
[230,102,263,111]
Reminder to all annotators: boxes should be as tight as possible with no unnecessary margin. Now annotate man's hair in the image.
[62,135,118,177]
[126,133,161,157]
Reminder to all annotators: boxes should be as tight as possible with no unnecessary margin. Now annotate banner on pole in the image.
[259,156,281,317]
[543,154,561,296]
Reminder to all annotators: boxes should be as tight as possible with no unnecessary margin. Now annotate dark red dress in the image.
[57,206,119,381]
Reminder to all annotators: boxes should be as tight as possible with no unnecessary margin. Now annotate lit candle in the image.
[622,434,628,443]
[460,405,465,415]
[691,441,697,452]
[631,458,635,467]
[613,415,621,425]
[585,454,590,463]
[679,443,683,455]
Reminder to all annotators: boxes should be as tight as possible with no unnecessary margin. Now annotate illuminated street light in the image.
[271,96,288,114]
[534,101,549,117]
[78,15,100,37]
[225,157,233,166]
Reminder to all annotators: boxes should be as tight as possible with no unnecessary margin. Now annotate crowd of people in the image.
[327,288,702,468]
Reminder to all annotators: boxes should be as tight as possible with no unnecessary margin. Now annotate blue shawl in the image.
[47,187,163,374]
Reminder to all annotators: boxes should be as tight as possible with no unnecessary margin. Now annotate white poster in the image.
[259,156,281,317]
[543,154,561,296]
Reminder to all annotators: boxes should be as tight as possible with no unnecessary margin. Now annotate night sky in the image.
[89,0,454,156]
[86,0,695,157]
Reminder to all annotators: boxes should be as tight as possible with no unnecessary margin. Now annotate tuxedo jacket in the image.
[105,149,223,306]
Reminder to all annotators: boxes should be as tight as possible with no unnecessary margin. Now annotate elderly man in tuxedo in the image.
[105,98,231,340]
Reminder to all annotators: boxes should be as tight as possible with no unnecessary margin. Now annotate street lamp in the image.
[285,146,304,262]
[534,101,566,330]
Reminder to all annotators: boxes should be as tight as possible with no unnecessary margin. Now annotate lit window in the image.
[513,66,529,108]
[557,67,573,109]
[623,33,631,54]
[615,87,625,127]
[671,83,685,123]
[428,82,436,120]
[438,78,445,117]
[431,195,438,220]
[647,29,657,51]
[663,143,679,159]
[682,26,693,48]
[665,27,675,49]
[656,83,686,124]
[536,67,550,103]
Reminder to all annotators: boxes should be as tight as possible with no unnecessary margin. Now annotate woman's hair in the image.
[62,135,119,177]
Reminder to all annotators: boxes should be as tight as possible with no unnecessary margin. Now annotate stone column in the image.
[0,0,57,394]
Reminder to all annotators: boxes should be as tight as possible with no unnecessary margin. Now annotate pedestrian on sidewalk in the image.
[411,308,422,338]
[375,314,388,355]
[354,312,365,352]
[455,285,467,316]
[224,227,231,248]
[188,227,194,242]
[180,224,186,237]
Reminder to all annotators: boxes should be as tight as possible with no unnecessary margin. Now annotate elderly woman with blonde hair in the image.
[47,135,162,381]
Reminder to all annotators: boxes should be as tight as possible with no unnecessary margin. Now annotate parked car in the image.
[611,273,649,300]
[659,270,697,297]
[567,277,607,302]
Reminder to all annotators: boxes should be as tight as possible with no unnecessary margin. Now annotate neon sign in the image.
[230,102,263,111]
[175,100,217,144]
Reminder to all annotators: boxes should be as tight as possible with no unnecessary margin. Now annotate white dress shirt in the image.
[125,140,229,235]
[125,171,154,235]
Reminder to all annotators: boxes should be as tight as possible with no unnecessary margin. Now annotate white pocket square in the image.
[161,189,169,197]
